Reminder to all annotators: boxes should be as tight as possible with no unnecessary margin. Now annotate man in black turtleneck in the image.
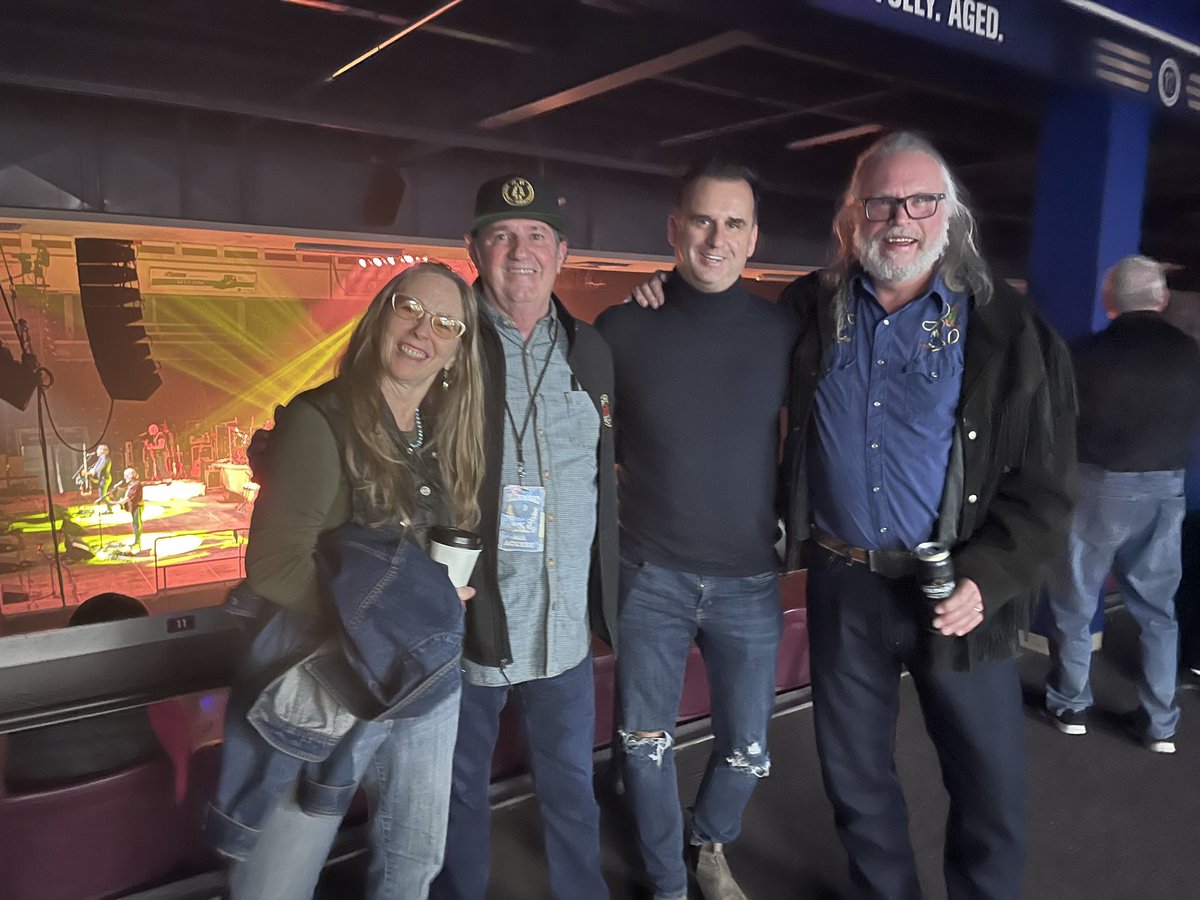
[595,162,798,900]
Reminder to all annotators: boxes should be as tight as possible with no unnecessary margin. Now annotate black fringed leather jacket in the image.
[780,270,1078,668]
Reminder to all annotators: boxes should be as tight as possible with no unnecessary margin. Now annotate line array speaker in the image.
[0,345,38,410]
[75,238,162,401]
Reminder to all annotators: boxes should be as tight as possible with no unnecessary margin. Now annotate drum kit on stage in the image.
[194,419,265,513]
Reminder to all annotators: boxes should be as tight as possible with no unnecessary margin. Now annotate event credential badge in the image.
[498,484,546,552]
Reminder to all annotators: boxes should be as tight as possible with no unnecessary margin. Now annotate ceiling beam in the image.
[279,0,537,52]
[0,71,682,179]
[753,37,1038,115]
[477,30,756,129]
[786,123,884,152]
[654,74,885,125]
[326,0,463,82]
[657,87,899,147]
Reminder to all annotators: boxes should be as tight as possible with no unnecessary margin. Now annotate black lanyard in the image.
[503,315,558,483]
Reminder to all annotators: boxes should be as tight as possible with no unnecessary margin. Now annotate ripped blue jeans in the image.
[616,553,781,897]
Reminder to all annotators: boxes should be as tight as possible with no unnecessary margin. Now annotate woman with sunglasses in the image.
[214,262,485,899]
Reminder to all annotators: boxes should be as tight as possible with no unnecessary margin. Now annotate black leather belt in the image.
[810,527,915,579]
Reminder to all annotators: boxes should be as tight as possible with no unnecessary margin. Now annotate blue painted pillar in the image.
[1027,88,1153,343]
[1027,88,1153,646]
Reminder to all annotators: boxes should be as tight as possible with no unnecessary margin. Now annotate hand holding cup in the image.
[429,527,483,589]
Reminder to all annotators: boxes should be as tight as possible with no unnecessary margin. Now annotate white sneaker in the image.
[1148,737,1176,754]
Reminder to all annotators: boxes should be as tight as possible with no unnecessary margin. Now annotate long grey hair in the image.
[822,132,993,337]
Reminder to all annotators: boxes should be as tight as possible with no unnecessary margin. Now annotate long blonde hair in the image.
[338,262,485,531]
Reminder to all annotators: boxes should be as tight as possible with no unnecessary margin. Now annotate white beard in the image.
[856,220,950,284]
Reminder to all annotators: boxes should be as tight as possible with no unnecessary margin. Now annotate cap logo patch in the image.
[501,177,535,207]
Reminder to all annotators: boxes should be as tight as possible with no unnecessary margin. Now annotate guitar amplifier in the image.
[205,465,223,491]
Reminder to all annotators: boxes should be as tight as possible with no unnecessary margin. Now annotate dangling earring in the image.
[441,367,452,390]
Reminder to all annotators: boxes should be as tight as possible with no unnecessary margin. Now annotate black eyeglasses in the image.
[861,192,946,222]
[389,293,468,340]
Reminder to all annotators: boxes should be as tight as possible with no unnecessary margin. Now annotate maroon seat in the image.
[592,650,617,749]
[178,743,224,870]
[775,605,811,690]
[148,698,194,803]
[0,754,189,900]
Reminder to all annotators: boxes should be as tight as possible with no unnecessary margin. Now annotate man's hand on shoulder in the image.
[625,270,670,308]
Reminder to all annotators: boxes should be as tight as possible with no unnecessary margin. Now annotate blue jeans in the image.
[617,555,781,898]
[228,685,459,900]
[430,655,607,900]
[1047,465,1185,739]
[807,546,1026,900]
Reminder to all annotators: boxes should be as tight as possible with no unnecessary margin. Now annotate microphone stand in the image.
[32,357,66,605]
[3,290,65,604]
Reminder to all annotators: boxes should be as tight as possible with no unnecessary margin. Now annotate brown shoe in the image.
[693,843,747,900]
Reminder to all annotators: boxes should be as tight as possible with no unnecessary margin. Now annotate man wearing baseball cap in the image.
[431,175,618,900]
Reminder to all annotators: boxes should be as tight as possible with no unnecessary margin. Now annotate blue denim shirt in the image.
[810,272,968,551]
[464,299,598,686]
[207,524,463,861]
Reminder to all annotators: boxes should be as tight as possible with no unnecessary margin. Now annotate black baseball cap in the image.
[472,174,567,233]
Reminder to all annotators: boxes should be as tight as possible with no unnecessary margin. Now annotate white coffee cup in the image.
[428,527,483,588]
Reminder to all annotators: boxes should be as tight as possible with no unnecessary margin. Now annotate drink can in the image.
[914,541,956,602]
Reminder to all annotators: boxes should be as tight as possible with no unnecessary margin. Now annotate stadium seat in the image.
[775,605,811,691]
[0,755,188,900]
[148,698,194,803]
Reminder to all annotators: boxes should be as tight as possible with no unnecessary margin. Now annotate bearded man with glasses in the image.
[778,132,1076,899]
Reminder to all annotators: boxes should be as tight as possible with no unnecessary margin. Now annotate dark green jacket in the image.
[780,271,1078,667]
[244,380,446,615]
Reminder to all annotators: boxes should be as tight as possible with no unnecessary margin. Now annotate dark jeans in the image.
[430,654,607,900]
[807,545,1026,900]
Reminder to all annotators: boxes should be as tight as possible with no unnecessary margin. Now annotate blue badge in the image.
[498,484,546,553]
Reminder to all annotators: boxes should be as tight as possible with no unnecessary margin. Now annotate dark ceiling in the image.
[2,0,1198,280]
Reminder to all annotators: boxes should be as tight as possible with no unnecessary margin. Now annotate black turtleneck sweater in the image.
[1073,311,1200,472]
[595,272,800,576]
